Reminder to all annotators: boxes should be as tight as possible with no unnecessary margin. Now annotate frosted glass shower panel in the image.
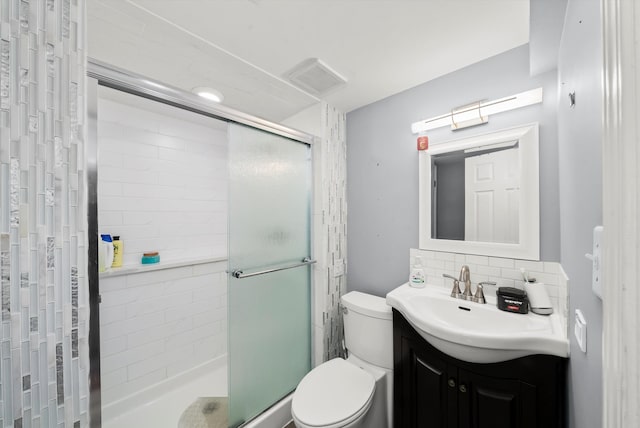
[228,123,312,427]
[229,125,311,269]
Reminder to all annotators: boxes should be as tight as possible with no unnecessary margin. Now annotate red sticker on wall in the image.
[417,136,429,151]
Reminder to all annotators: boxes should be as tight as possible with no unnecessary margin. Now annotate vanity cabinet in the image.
[393,310,566,428]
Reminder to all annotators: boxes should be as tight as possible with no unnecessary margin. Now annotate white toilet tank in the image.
[341,292,393,369]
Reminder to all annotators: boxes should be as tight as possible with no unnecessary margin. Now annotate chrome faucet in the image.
[459,265,472,300]
[442,266,496,305]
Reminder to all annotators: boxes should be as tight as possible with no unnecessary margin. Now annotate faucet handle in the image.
[471,284,486,304]
[443,274,462,298]
[478,281,497,287]
[472,281,497,304]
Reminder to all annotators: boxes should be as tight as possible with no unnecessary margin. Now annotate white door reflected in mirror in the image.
[464,147,519,244]
[420,124,540,260]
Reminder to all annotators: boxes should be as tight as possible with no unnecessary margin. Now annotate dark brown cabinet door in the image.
[413,351,458,427]
[397,335,449,427]
[393,309,566,428]
[458,368,537,428]
[397,324,458,427]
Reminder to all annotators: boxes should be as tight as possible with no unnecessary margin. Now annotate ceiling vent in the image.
[284,58,347,96]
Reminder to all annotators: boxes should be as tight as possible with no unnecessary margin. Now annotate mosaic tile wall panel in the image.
[0,0,89,427]
[313,104,347,362]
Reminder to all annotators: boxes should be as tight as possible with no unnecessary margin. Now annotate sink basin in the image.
[386,283,569,363]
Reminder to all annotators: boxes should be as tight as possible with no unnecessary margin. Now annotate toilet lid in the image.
[292,358,375,427]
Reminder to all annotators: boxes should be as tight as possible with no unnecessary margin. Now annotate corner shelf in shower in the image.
[98,256,228,278]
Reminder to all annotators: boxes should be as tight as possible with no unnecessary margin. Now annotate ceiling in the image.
[87,0,530,123]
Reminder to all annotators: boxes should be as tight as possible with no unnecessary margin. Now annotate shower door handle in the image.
[231,257,316,279]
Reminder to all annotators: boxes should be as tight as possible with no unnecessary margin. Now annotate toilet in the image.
[291,291,393,428]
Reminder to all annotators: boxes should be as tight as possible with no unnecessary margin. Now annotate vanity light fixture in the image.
[411,87,543,134]
[192,87,224,103]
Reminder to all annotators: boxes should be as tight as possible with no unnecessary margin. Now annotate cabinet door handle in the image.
[459,384,467,393]
[448,378,456,388]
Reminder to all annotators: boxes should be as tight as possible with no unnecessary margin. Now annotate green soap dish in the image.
[141,253,160,264]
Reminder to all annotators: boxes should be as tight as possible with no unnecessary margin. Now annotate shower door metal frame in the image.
[86,58,318,428]
[87,58,315,144]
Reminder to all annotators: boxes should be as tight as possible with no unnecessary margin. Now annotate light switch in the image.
[585,226,603,299]
[574,309,587,353]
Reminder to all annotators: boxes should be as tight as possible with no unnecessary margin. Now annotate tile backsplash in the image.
[410,248,569,333]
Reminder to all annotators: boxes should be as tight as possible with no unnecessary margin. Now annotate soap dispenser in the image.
[410,256,426,288]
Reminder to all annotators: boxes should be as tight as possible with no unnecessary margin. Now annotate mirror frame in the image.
[419,123,540,260]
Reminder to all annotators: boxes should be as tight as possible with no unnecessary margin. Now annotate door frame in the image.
[86,76,102,428]
[601,0,640,426]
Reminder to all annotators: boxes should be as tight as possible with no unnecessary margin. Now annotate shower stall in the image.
[87,60,315,427]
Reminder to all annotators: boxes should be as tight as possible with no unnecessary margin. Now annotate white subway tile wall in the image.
[97,96,228,265]
[96,94,230,412]
[99,261,227,407]
[410,248,569,334]
[0,1,89,426]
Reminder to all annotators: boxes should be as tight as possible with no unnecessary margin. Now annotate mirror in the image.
[419,124,540,260]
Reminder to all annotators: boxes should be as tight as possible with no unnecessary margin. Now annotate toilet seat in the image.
[292,358,375,428]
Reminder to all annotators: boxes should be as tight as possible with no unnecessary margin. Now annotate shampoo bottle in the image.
[410,256,426,288]
[112,236,123,268]
[99,234,114,272]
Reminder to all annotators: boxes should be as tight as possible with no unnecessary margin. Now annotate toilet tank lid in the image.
[341,292,392,320]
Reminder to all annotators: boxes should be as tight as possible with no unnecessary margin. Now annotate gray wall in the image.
[557,0,603,426]
[434,158,465,240]
[530,0,569,76]
[346,44,560,297]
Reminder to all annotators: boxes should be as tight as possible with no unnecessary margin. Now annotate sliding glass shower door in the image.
[227,123,312,427]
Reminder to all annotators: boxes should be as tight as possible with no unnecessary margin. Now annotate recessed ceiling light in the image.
[192,87,224,103]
